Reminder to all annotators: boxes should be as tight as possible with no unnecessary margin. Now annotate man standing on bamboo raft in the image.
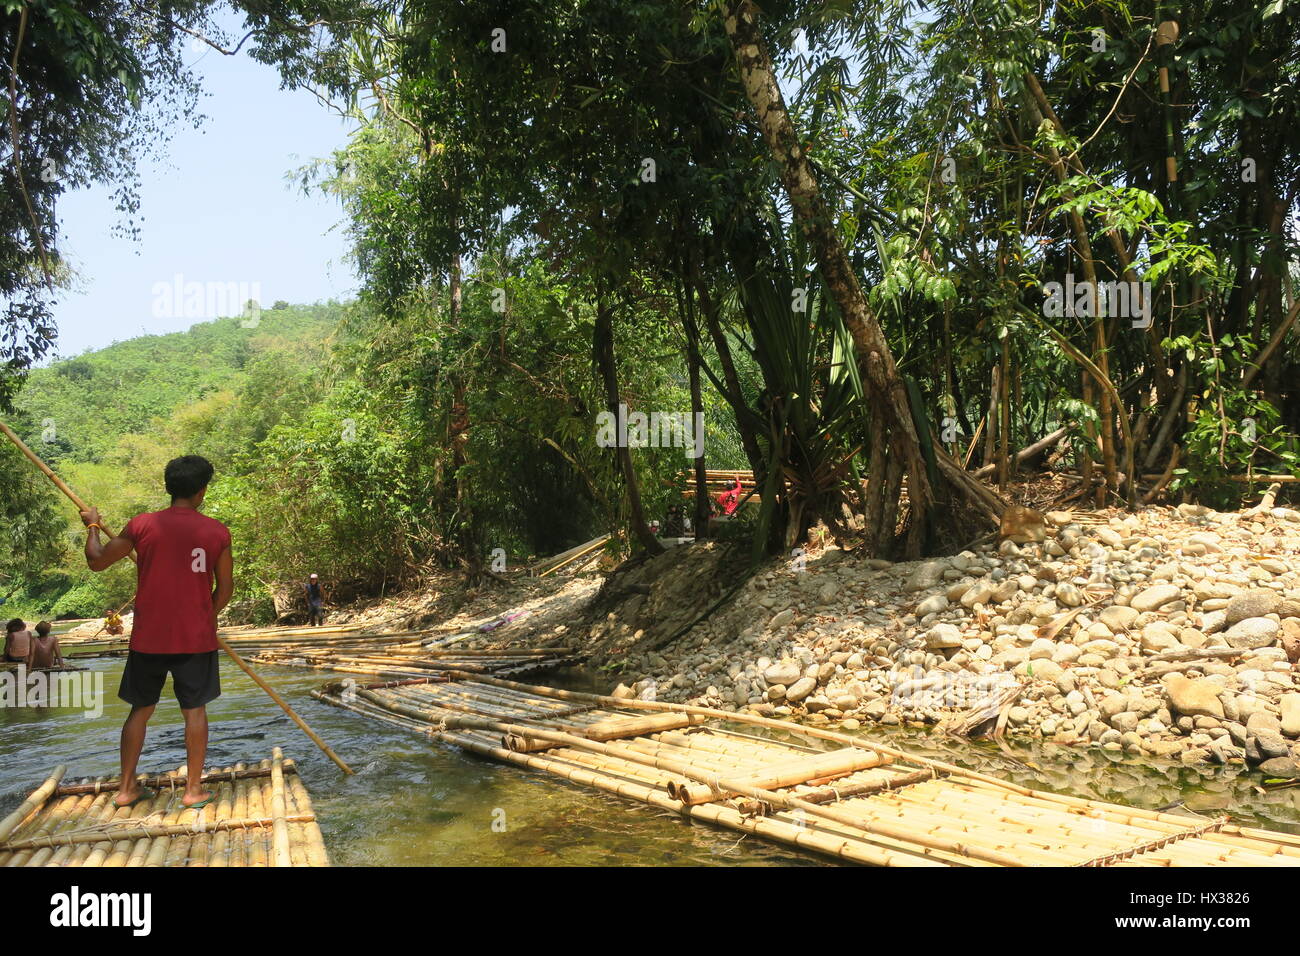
[80,455,235,810]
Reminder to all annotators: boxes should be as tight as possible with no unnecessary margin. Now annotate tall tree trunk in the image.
[1022,83,1127,504]
[723,0,999,557]
[679,274,712,540]
[594,299,664,555]
[691,266,764,477]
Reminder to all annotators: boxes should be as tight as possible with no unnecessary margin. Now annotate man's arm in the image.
[212,545,234,618]
[80,507,134,571]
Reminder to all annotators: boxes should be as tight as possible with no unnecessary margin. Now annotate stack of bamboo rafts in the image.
[60,621,582,679]
[314,674,1300,867]
[249,643,581,681]
[63,624,426,658]
[0,748,328,867]
[674,469,754,497]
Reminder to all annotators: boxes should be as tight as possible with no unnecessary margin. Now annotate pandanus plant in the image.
[730,224,869,559]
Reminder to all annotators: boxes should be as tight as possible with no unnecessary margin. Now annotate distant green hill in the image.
[2,302,345,619]
[18,303,343,466]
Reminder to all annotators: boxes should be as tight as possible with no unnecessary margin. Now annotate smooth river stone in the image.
[1281,694,1300,738]
[1224,617,1280,650]
[1225,591,1282,626]
[1162,673,1224,720]
[1131,584,1183,613]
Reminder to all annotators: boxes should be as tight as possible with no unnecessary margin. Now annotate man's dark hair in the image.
[164,455,215,500]
[6,618,24,633]
[35,621,51,636]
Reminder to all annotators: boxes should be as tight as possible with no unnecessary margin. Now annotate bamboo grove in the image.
[1,0,1297,612]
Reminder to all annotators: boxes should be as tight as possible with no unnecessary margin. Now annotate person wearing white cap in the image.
[304,573,327,627]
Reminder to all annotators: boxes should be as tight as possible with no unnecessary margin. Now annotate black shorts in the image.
[119,650,221,710]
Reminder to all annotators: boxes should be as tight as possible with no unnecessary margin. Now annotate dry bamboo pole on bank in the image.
[0,420,352,775]
[531,534,611,576]
[539,537,609,578]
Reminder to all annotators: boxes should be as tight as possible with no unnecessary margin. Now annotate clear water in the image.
[2,657,1297,865]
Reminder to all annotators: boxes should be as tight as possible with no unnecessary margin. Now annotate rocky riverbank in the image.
[594,502,1300,777]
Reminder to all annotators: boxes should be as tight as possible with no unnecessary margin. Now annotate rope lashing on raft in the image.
[1072,815,1230,867]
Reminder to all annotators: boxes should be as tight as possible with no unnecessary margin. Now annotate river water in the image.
[2,655,1298,865]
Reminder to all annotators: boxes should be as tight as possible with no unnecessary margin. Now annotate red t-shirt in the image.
[122,507,231,654]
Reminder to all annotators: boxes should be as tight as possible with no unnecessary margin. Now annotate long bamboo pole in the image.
[0,765,64,843]
[0,420,353,775]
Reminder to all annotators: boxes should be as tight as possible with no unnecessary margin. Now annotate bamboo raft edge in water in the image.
[313,673,1300,868]
[0,747,329,867]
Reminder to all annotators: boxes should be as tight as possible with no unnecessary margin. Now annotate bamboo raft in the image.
[0,748,328,867]
[314,674,1300,867]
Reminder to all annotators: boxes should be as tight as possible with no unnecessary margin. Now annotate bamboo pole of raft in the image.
[269,747,293,866]
[0,813,321,853]
[0,420,353,775]
[0,766,65,843]
[54,765,281,796]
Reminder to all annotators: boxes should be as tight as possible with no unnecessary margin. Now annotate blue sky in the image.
[48,31,358,359]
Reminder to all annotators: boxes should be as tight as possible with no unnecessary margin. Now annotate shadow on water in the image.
[3,659,1297,864]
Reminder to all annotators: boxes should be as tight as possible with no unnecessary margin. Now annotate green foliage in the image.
[1167,331,1300,505]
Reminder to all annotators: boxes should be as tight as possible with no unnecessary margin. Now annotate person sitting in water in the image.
[4,618,32,663]
[28,621,63,669]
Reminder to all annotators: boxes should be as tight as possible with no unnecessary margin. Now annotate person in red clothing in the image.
[717,478,743,516]
[80,455,234,810]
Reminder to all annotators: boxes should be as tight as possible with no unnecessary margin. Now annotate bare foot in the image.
[114,786,146,808]
[182,788,213,808]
